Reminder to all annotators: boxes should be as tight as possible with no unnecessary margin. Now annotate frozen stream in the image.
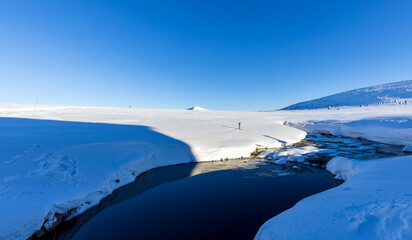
[38,134,408,240]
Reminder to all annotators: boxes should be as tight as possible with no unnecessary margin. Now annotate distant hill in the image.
[282,80,412,110]
[187,106,208,111]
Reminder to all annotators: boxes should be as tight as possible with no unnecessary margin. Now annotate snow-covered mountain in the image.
[282,80,412,110]
[187,106,208,111]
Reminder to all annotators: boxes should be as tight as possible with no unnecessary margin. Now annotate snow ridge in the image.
[282,79,412,110]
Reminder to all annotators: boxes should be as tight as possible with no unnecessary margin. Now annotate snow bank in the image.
[255,104,412,240]
[258,145,330,164]
[283,104,412,146]
[0,119,196,239]
[255,155,412,240]
[326,157,359,180]
[0,103,305,239]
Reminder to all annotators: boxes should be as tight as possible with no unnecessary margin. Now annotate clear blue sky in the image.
[1,0,411,111]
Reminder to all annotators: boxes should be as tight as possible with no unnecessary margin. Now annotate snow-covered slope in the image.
[0,103,411,239]
[282,80,412,110]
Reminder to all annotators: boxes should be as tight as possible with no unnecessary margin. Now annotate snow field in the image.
[0,103,304,239]
[0,102,411,239]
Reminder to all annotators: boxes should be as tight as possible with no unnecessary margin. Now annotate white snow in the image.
[326,157,360,180]
[258,145,327,163]
[283,104,412,146]
[0,103,304,240]
[282,79,412,110]
[255,155,412,240]
[0,100,411,239]
[255,104,412,240]
[187,106,208,111]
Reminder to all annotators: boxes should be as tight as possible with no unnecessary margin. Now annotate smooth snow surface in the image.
[0,102,411,239]
[0,103,303,240]
[282,79,412,110]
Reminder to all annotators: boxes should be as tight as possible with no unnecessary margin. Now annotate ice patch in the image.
[238,159,269,170]
[278,146,320,156]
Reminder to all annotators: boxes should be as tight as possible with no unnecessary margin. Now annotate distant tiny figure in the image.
[238,122,241,130]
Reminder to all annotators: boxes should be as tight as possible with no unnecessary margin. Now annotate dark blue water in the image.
[40,162,335,240]
[39,133,408,240]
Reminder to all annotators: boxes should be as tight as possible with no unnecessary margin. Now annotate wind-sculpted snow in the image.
[282,79,412,110]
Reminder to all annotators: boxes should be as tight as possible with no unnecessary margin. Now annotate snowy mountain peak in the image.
[282,80,412,110]
[187,106,208,111]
